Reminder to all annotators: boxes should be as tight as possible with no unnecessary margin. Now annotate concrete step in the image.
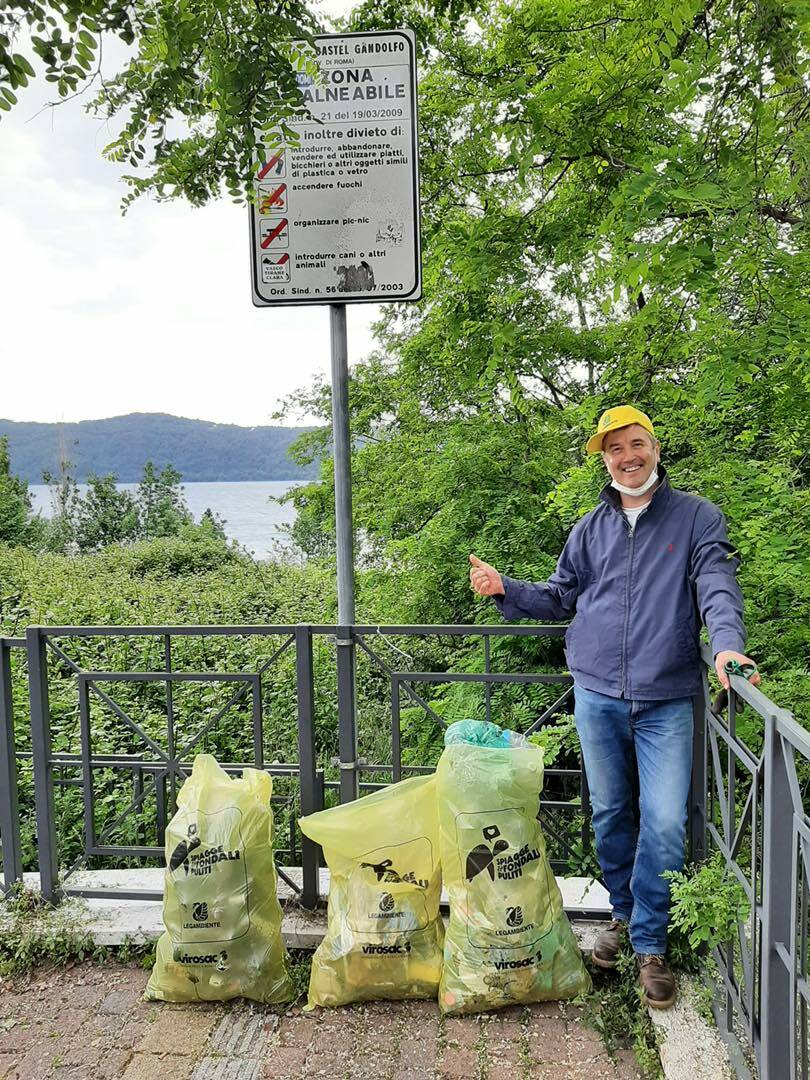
[1,867,610,949]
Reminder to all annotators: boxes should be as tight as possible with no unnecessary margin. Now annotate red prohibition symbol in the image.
[257,153,284,179]
[259,184,287,213]
[261,219,289,248]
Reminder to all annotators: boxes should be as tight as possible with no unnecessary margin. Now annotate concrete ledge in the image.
[649,974,737,1080]
[0,869,609,950]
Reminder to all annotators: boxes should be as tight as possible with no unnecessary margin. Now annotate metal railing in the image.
[692,643,809,1080]
[0,623,602,913]
[0,625,805,1078]
[0,636,24,893]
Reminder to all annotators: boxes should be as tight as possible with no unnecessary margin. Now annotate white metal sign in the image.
[250,29,421,306]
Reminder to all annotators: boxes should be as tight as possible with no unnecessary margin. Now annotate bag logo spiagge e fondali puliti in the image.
[358,857,428,890]
[465,825,541,883]
[169,822,201,872]
[169,822,242,878]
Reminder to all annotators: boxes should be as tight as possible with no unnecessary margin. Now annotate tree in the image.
[74,473,139,550]
[1,1,322,207]
[1,2,131,106]
[41,460,80,553]
[37,459,198,551]
[281,0,809,716]
[136,461,192,539]
[0,436,35,546]
[198,507,228,541]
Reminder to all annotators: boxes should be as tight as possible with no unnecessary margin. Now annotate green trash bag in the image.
[436,724,591,1014]
[146,754,292,1004]
[299,774,444,1008]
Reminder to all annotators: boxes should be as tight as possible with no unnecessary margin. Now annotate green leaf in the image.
[12,54,35,77]
[693,182,724,202]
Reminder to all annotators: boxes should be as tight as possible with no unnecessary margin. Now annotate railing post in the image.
[26,627,60,903]
[0,639,23,892]
[760,713,792,1079]
[688,663,709,864]
[296,625,320,909]
[336,624,358,804]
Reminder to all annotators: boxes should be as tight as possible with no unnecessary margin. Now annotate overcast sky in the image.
[0,0,379,427]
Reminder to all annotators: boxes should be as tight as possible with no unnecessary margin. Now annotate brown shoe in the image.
[591,919,628,969]
[637,954,677,1009]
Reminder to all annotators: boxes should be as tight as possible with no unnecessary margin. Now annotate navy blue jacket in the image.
[494,467,746,700]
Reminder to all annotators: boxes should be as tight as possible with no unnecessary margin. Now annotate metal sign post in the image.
[330,301,356,801]
[250,29,420,797]
[250,27,421,626]
[329,303,354,625]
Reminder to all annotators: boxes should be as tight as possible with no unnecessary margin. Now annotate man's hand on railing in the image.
[715,650,761,690]
[469,554,505,598]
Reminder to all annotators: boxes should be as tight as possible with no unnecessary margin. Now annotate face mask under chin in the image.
[610,467,659,498]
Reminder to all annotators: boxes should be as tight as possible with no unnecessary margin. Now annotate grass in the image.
[576,953,665,1080]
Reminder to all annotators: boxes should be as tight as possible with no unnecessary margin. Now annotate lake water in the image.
[28,481,305,561]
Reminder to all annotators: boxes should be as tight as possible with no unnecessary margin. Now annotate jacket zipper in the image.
[620,520,635,698]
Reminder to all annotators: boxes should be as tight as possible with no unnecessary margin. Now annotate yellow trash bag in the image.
[299,774,444,1008]
[436,725,591,1014]
[146,754,292,1004]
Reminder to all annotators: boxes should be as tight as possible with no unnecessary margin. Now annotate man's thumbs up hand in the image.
[469,554,505,598]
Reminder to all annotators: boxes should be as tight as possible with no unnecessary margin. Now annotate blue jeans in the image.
[573,685,694,954]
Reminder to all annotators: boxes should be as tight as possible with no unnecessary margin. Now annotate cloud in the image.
[1,8,381,426]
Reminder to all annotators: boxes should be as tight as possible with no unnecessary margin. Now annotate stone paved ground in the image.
[0,961,645,1080]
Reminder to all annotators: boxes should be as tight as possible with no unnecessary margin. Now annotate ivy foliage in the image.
[0,0,322,208]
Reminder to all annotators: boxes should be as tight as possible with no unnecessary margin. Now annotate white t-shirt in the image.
[623,504,649,532]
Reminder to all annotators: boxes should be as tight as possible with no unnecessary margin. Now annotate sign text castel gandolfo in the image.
[250,29,421,307]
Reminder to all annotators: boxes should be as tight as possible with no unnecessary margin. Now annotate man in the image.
[468,405,759,1008]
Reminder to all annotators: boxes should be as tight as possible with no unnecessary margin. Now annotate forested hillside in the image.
[0,414,320,482]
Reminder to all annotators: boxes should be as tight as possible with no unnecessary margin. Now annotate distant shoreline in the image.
[28,480,305,559]
[28,480,305,496]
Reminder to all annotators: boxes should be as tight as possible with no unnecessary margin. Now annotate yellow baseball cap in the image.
[586,405,655,454]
